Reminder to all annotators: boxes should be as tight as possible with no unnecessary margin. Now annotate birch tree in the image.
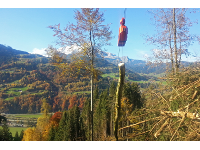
[146,8,197,74]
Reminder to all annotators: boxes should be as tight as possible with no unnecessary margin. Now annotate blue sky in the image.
[1,1,200,62]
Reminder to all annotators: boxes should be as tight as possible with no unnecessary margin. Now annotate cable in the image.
[118,47,120,64]
[122,47,123,63]
[124,8,127,19]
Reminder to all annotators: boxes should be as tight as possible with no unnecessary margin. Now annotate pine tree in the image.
[81,98,91,140]
[14,131,20,141]
[109,81,117,99]
[123,82,143,110]
[73,106,80,140]
[79,116,86,140]
[0,121,12,141]
[47,125,55,141]
[94,87,99,104]
[19,130,24,141]
[54,111,69,141]
[131,82,143,109]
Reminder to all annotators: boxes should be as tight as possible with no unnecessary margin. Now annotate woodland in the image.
[1,8,200,141]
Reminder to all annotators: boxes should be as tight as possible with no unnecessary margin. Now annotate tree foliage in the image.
[0,121,12,141]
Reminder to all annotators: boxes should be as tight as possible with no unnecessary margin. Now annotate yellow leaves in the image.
[22,116,51,141]
[120,97,133,123]
[22,128,35,141]
[121,97,133,112]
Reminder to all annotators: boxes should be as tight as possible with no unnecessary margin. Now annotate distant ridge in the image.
[0,44,29,55]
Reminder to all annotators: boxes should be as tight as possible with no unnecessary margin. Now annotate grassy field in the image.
[102,73,118,79]
[102,72,168,85]
[4,86,29,101]
[7,113,42,118]
[14,114,42,118]
[0,126,28,136]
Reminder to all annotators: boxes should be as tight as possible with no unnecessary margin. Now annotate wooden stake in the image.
[114,63,125,141]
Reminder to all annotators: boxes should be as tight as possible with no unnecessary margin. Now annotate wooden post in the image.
[114,63,125,141]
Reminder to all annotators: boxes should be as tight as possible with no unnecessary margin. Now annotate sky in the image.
[1,1,200,62]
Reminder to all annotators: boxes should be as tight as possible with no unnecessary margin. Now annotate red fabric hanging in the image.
[118,18,128,47]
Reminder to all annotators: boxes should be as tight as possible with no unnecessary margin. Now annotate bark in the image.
[154,118,169,138]
[173,8,178,74]
[114,63,125,141]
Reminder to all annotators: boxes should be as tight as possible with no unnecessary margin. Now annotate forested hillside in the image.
[0,44,151,114]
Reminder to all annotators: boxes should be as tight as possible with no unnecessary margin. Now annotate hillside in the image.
[0,44,158,114]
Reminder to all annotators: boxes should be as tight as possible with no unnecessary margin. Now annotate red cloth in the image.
[118,25,128,46]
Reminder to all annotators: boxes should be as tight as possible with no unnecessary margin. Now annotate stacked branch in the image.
[118,68,200,141]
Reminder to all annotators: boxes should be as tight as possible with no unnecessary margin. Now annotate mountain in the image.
[0,44,150,114]
[100,51,195,74]
[98,51,166,74]
[0,44,29,55]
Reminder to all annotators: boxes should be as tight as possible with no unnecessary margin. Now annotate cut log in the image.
[160,110,200,120]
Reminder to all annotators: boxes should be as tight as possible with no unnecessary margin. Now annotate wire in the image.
[124,8,127,19]
[118,47,120,64]
[122,47,123,62]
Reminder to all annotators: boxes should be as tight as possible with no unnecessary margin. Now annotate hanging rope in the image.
[118,8,127,64]
[124,8,127,19]
[123,8,127,63]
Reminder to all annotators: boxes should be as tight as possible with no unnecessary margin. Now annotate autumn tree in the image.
[146,8,198,74]
[47,8,113,140]
[22,128,35,141]
[40,98,51,116]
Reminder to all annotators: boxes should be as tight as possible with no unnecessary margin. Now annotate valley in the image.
[0,44,169,115]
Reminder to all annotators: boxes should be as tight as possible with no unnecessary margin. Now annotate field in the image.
[0,113,47,137]
[13,114,42,118]
[0,126,28,136]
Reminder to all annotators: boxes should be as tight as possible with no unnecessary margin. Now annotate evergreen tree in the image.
[0,115,7,123]
[68,107,75,141]
[81,98,91,140]
[47,125,55,141]
[94,89,111,140]
[54,111,69,141]
[0,121,12,141]
[79,116,86,141]
[94,87,99,104]
[109,81,117,99]
[19,130,24,141]
[73,106,80,140]
[14,131,20,141]
[101,89,111,138]
[131,82,143,109]
[123,82,143,110]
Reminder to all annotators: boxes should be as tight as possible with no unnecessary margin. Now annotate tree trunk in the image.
[114,63,125,141]
[173,8,178,74]
[169,27,174,74]
[90,50,94,141]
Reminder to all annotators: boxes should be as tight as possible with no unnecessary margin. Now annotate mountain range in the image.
[0,44,193,75]
[59,47,166,74]
[0,43,193,114]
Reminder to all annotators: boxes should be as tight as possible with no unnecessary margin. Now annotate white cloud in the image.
[58,45,81,55]
[135,49,150,60]
[31,48,48,57]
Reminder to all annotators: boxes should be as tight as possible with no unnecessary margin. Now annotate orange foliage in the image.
[79,97,86,109]
[50,112,62,127]
[68,95,78,109]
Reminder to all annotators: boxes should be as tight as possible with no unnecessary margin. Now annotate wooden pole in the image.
[114,63,125,141]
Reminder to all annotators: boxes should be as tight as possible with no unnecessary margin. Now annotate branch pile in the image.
[118,72,200,141]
